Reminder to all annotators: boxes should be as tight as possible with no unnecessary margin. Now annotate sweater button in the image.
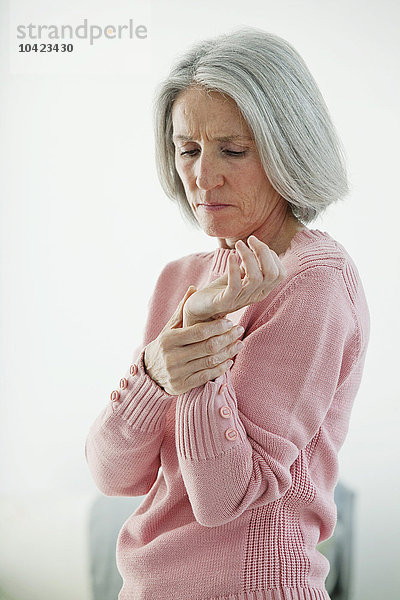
[110,389,120,402]
[129,364,138,375]
[218,383,228,395]
[225,428,238,441]
[119,377,128,389]
[219,406,232,419]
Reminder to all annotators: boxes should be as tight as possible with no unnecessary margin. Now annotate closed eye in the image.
[180,149,246,157]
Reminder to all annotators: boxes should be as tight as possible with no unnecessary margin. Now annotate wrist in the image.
[143,341,155,375]
[183,312,222,328]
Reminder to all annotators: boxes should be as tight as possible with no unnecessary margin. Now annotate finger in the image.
[269,248,287,279]
[235,239,264,284]
[164,317,234,347]
[184,358,234,391]
[227,253,243,293]
[173,324,243,367]
[247,236,280,280]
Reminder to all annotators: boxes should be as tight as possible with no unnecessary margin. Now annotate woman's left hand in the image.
[183,235,288,327]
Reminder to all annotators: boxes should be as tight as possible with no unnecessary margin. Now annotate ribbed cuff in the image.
[201,588,331,600]
[175,370,247,460]
[111,346,176,432]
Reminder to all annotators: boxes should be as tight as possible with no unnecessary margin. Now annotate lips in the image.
[198,203,230,207]
[198,203,231,212]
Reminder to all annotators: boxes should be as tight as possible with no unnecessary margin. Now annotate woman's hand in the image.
[182,235,287,327]
[144,287,245,395]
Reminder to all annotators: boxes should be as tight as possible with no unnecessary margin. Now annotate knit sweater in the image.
[85,228,370,600]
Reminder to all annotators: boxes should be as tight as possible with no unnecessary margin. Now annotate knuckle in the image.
[205,337,219,354]
[204,354,217,368]
[216,352,225,364]
[226,347,235,359]
[216,320,227,332]
[218,323,229,336]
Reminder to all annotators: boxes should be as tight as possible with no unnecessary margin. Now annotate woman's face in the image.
[171,86,290,248]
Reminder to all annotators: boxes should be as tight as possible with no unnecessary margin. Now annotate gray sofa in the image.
[89,480,355,600]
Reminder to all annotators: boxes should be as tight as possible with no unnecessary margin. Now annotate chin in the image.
[200,225,233,239]
[192,209,239,239]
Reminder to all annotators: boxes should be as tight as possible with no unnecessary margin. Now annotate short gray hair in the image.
[152,26,349,226]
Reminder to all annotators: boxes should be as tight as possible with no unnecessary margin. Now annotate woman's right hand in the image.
[143,287,244,395]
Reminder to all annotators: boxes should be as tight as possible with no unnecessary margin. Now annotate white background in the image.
[0,0,399,599]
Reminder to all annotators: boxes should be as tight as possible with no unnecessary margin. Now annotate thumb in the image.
[163,285,197,331]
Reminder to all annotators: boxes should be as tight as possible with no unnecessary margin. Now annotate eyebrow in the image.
[172,134,253,142]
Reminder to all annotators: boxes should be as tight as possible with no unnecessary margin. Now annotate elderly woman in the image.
[86,27,370,600]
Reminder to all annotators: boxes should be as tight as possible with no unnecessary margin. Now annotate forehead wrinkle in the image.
[171,91,254,143]
[172,134,253,142]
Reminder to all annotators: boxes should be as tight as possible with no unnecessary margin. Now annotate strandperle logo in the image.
[16,18,147,46]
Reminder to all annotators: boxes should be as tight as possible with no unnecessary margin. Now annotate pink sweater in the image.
[85,228,370,600]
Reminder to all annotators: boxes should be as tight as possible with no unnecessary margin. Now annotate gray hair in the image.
[152,26,349,226]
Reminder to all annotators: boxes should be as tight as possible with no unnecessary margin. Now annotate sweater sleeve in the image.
[85,343,176,496]
[174,265,362,527]
[84,262,181,497]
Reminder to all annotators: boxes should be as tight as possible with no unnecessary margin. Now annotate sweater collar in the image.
[210,228,328,274]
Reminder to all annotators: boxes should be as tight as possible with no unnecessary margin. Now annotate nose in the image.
[195,151,224,191]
